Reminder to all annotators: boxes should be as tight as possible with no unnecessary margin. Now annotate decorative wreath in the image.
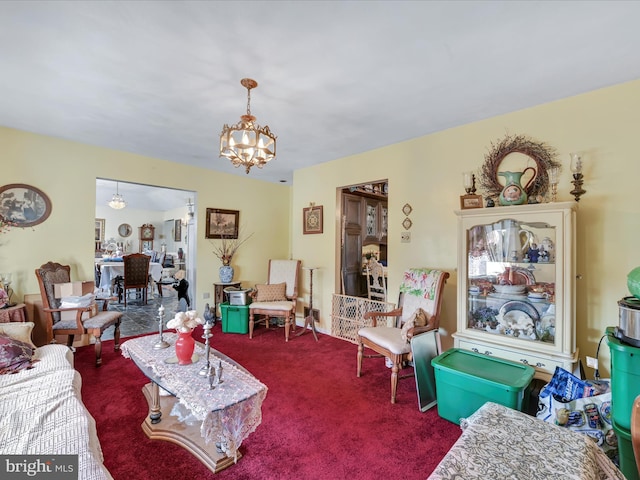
[479,134,561,201]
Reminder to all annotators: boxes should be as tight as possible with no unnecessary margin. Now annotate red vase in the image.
[175,330,195,365]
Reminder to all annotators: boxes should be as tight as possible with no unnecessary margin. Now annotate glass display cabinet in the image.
[453,201,578,381]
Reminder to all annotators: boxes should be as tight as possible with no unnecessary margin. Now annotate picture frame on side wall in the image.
[206,208,239,239]
[174,219,182,242]
[95,218,106,244]
[0,183,52,227]
[303,205,323,234]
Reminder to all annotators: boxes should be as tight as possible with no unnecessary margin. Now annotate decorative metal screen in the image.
[331,294,396,344]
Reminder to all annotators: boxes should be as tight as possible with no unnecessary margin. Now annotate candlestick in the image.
[569,153,586,202]
[199,320,215,377]
[153,305,170,349]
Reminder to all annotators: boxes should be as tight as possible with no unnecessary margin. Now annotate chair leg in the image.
[390,356,400,404]
[67,335,74,347]
[113,320,121,351]
[249,312,255,339]
[284,314,290,342]
[357,342,364,377]
[94,335,103,367]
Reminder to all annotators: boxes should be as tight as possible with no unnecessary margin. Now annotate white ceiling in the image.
[2,0,640,194]
[96,178,193,212]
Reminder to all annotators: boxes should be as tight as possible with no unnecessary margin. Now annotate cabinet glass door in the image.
[466,217,557,346]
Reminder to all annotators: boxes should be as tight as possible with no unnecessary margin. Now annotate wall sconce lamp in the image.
[569,153,586,202]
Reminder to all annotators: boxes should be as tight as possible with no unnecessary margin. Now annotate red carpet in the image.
[75,324,460,479]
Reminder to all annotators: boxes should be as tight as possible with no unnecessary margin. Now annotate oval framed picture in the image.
[0,183,52,227]
[118,223,132,237]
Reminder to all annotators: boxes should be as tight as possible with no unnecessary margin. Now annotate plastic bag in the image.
[537,367,616,457]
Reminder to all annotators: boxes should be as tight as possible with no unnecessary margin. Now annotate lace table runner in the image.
[121,334,267,460]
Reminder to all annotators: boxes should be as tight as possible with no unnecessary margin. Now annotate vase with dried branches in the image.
[210,231,253,283]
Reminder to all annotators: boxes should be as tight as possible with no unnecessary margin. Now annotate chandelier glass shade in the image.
[108,182,126,210]
[220,78,277,174]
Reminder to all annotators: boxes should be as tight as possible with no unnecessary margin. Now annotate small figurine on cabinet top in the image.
[173,270,190,309]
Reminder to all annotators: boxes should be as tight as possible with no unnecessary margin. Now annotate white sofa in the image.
[0,343,113,480]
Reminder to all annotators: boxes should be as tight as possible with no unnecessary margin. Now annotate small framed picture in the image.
[460,195,483,210]
[174,219,182,242]
[206,208,239,239]
[303,205,323,234]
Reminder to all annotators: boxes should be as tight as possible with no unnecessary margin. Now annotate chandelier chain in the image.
[246,88,252,117]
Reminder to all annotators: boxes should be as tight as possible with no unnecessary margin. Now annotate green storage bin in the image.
[431,348,535,424]
[220,303,249,334]
[612,420,639,480]
[607,328,640,431]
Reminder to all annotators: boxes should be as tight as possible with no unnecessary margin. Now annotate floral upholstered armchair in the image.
[357,268,449,403]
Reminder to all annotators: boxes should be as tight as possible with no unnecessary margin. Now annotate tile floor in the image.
[101,284,180,341]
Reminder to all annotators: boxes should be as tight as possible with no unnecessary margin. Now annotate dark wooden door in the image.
[341,193,364,296]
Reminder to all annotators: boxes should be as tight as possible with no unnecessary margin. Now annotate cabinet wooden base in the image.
[141,383,241,474]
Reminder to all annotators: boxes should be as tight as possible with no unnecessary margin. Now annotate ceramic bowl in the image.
[493,284,526,294]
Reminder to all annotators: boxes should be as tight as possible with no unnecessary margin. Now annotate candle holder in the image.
[463,172,477,194]
[569,153,586,202]
[209,359,224,389]
[548,167,559,202]
[199,319,215,377]
[153,305,170,349]
[0,273,13,303]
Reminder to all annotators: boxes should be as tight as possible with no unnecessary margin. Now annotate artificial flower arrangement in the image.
[166,310,203,333]
[210,230,254,266]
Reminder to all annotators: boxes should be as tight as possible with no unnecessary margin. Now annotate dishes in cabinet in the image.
[494,284,526,294]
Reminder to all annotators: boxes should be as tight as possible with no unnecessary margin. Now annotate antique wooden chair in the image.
[35,261,122,366]
[119,253,151,306]
[249,259,301,342]
[366,258,387,302]
[357,268,449,403]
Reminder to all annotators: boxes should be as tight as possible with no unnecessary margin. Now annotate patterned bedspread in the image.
[0,344,113,480]
[427,402,624,480]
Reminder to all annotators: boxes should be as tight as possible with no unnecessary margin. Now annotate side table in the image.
[213,282,241,319]
[0,303,28,323]
[297,267,319,341]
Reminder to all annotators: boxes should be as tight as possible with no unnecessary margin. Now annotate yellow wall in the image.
[292,79,640,376]
[3,78,640,375]
[0,127,292,306]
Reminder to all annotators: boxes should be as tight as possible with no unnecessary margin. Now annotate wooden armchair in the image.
[357,268,449,403]
[35,261,122,366]
[249,259,301,342]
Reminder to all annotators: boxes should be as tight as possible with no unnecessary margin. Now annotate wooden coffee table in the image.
[121,334,267,474]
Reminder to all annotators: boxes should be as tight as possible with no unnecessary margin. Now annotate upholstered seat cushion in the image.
[358,327,411,355]
[53,311,121,332]
[250,300,294,312]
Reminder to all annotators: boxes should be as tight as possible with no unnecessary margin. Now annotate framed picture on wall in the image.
[303,205,323,234]
[206,208,239,239]
[174,219,182,242]
[0,183,52,227]
[95,218,105,244]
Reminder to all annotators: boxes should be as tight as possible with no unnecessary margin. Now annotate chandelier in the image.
[108,182,126,209]
[219,78,277,174]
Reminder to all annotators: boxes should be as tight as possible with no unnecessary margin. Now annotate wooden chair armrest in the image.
[363,307,402,327]
[43,306,92,313]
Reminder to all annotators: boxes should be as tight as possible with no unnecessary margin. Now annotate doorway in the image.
[95,178,197,306]
[337,180,388,297]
